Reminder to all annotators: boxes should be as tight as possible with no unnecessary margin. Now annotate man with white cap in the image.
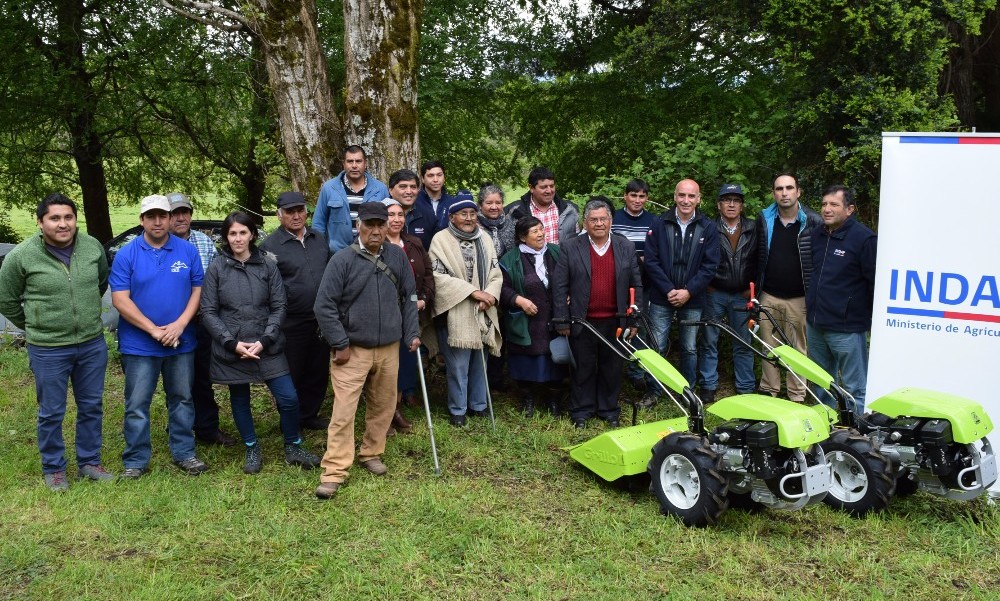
[110,194,208,478]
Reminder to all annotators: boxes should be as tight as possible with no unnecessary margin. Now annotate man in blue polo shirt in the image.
[110,194,208,478]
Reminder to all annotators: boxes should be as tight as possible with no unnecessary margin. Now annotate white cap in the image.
[139,194,171,215]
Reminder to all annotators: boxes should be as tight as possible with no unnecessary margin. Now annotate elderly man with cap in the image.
[259,191,333,430]
[313,202,420,499]
[428,196,503,427]
[110,194,208,478]
[697,184,759,401]
[166,192,235,447]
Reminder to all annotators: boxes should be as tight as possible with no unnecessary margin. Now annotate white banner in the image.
[870,132,1000,490]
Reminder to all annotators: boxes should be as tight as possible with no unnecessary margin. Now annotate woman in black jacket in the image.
[201,212,320,474]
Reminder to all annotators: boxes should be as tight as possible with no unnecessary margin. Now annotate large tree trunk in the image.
[55,1,113,243]
[247,0,342,199]
[343,0,423,179]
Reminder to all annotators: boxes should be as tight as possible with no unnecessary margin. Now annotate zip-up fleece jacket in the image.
[756,202,823,294]
[644,208,720,308]
[314,242,419,351]
[806,216,877,333]
[0,232,108,346]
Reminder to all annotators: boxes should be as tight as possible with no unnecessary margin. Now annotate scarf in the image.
[447,221,488,289]
[518,243,549,288]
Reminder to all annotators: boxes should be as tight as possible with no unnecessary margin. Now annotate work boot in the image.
[359,457,388,476]
[315,481,341,499]
[701,389,716,405]
[243,443,263,474]
[392,405,412,434]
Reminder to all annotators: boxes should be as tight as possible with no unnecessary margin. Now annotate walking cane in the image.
[479,347,497,432]
[415,349,441,475]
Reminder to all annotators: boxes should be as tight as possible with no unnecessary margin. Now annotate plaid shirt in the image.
[530,201,560,245]
[186,229,218,272]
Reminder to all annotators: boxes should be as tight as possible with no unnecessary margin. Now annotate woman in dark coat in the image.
[200,212,320,474]
[383,198,435,433]
[499,215,567,416]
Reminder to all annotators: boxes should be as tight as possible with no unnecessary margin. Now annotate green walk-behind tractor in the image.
[564,297,834,527]
[685,291,998,517]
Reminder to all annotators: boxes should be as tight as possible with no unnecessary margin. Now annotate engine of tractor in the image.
[864,413,998,500]
[711,419,832,510]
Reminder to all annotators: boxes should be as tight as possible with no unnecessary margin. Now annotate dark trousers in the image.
[568,317,623,421]
[283,316,331,422]
[192,320,221,439]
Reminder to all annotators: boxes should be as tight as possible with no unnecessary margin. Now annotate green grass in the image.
[1,342,999,600]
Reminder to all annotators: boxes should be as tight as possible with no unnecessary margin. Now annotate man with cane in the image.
[313,202,420,499]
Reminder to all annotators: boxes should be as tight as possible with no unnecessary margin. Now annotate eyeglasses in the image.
[719,198,743,205]
[587,216,610,224]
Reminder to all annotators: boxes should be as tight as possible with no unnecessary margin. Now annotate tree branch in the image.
[160,0,248,33]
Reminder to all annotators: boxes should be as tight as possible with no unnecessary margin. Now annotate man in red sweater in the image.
[552,198,642,429]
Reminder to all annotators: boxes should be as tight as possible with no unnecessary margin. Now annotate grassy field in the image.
[1,340,998,600]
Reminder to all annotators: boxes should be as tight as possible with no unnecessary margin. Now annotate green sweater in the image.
[0,232,109,346]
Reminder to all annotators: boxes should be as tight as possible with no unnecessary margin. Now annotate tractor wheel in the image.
[647,433,728,527]
[821,429,895,517]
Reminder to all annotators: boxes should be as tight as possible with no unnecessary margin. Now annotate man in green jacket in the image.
[0,193,113,491]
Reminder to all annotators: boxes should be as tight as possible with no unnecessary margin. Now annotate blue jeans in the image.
[806,325,868,415]
[121,352,197,468]
[438,326,488,416]
[647,302,702,388]
[698,290,756,393]
[229,375,301,445]
[27,336,108,474]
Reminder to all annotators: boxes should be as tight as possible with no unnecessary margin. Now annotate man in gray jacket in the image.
[312,202,421,499]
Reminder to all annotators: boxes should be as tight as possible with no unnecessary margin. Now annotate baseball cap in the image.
[166,192,192,212]
[718,184,744,199]
[277,191,307,209]
[140,194,172,215]
[357,201,388,222]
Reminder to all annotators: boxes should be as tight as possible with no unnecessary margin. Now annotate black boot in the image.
[523,395,535,418]
[701,389,716,405]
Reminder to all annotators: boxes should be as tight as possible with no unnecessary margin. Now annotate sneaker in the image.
[573,418,588,430]
[78,464,115,482]
[637,392,659,409]
[604,417,621,428]
[243,444,263,474]
[359,457,388,476]
[44,471,69,492]
[285,443,321,469]
[121,467,147,480]
[449,414,467,427]
[315,481,341,499]
[468,408,488,418]
[174,456,209,476]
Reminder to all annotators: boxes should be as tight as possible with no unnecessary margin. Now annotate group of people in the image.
[0,143,877,500]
